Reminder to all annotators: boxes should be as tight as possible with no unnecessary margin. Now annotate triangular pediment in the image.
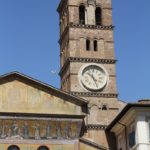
[0,72,88,115]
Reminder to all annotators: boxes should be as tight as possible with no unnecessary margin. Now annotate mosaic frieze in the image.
[0,119,82,140]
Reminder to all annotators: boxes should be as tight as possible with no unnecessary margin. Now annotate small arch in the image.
[86,39,90,51]
[79,5,85,24]
[94,40,98,51]
[37,146,49,150]
[95,7,102,25]
[8,145,20,150]
[102,104,108,111]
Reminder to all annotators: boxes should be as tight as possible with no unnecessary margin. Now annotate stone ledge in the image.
[70,92,118,98]
[86,124,107,130]
[69,23,114,30]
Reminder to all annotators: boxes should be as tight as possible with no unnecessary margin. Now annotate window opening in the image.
[102,104,108,110]
[95,7,102,25]
[79,5,85,24]
[86,39,90,51]
[8,145,20,150]
[37,146,49,150]
[94,40,98,51]
[128,124,135,148]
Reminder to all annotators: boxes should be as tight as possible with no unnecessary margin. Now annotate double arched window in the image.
[79,5,102,25]
[79,5,85,24]
[95,7,102,25]
[8,145,20,150]
[86,39,98,51]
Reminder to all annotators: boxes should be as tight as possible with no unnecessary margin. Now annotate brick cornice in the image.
[86,124,107,130]
[69,23,114,30]
[59,57,116,77]
[70,92,118,98]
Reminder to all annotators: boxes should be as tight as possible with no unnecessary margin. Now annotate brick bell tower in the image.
[57,0,125,147]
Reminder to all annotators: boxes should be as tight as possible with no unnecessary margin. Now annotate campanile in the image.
[57,0,124,146]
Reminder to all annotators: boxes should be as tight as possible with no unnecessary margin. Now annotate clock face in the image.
[79,64,108,91]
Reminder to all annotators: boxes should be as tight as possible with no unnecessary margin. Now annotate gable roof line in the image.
[0,71,88,107]
[80,138,109,150]
[106,103,150,131]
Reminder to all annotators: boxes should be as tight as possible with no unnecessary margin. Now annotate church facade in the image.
[1,0,149,150]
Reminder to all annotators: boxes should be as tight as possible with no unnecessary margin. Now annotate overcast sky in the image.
[0,0,150,102]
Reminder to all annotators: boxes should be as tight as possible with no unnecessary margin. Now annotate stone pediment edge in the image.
[0,71,88,107]
[80,138,109,150]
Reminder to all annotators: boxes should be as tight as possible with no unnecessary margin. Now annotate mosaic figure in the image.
[7,128,12,138]
[11,121,19,136]
[46,122,51,139]
[68,124,72,138]
[0,122,7,138]
[22,122,29,139]
[56,122,62,139]
[64,123,69,139]
[33,123,41,140]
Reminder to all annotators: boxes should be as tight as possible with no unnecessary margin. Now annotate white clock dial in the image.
[79,64,108,91]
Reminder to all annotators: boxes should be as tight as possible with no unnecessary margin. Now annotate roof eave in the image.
[106,103,150,131]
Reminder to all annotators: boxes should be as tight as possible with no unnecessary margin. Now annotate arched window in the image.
[79,5,85,24]
[94,40,98,51]
[95,7,102,25]
[8,145,20,150]
[37,146,49,150]
[86,39,90,51]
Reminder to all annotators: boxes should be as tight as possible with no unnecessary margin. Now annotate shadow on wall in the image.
[106,131,117,150]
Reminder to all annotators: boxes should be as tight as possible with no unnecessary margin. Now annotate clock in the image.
[78,64,108,91]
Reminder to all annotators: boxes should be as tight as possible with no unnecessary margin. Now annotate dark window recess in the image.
[86,40,90,51]
[94,40,98,51]
[129,131,135,148]
[79,5,85,24]
[95,7,102,25]
[102,105,108,110]
[38,146,49,150]
[8,145,20,150]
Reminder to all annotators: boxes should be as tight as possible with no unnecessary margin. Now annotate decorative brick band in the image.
[69,23,114,30]
[68,57,116,64]
[86,124,107,130]
[70,92,118,98]
[59,57,116,76]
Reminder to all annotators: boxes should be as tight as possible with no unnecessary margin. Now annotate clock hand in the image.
[87,73,98,88]
[92,75,98,88]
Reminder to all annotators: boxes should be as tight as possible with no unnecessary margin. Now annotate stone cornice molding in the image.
[59,57,116,76]
[70,92,118,98]
[0,139,78,145]
[86,124,107,130]
[69,23,114,30]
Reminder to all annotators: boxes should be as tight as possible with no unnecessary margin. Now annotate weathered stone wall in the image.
[0,80,82,115]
